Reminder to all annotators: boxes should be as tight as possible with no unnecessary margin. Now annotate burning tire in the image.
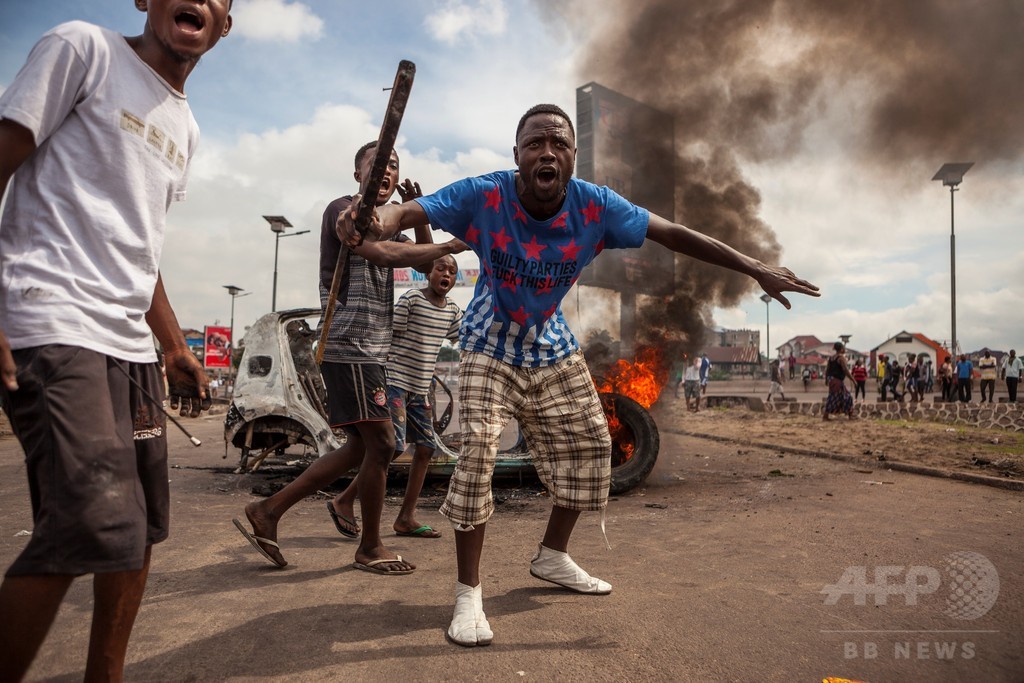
[601,392,660,494]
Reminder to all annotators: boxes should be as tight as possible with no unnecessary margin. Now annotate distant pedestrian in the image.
[851,359,868,401]
[823,342,856,420]
[788,352,797,379]
[956,354,973,403]
[939,357,954,402]
[904,357,921,402]
[683,357,701,412]
[1002,349,1022,403]
[978,350,997,403]
[766,359,786,402]
[880,358,888,401]
[802,366,811,392]
[699,353,712,396]
[674,355,688,399]
[887,357,903,402]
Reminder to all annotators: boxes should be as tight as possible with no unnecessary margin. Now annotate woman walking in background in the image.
[823,342,856,420]
[851,359,868,401]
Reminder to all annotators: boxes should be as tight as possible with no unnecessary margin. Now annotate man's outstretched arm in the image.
[644,212,820,309]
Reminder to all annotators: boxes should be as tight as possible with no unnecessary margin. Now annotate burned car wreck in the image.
[225,308,660,494]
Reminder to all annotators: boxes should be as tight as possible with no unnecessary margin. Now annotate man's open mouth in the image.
[175,8,205,33]
[537,167,558,184]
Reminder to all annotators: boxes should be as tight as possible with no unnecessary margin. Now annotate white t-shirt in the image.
[0,21,198,362]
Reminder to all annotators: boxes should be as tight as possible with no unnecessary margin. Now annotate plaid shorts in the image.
[439,349,611,527]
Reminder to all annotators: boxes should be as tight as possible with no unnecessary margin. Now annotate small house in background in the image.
[871,331,950,372]
[777,335,823,362]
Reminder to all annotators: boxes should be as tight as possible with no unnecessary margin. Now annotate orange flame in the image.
[595,346,669,409]
[596,347,669,465]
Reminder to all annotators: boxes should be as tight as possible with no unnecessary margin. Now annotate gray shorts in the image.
[2,345,169,576]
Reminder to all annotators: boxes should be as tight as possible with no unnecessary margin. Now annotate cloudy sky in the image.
[2,0,1021,357]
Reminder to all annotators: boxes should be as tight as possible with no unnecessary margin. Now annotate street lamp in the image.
[263,215,310,312]
[760,293,772,371]
[931,162,973,359]
[223,285,250,388]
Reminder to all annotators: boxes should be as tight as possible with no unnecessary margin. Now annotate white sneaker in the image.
[447,582,493,647]
[529,543,612,594]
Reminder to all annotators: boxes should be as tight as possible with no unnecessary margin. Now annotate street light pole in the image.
[760,293,772,373]
[932,163,973,360]
[223,285,250,390]
[263,215,309,312]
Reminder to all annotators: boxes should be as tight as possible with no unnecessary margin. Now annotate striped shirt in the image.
[387,288,462,394]
[317,195,409,363]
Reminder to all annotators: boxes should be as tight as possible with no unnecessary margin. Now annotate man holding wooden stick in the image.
[234,141,466,574]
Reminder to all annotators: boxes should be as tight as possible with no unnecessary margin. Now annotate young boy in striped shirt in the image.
[387,255,463,537]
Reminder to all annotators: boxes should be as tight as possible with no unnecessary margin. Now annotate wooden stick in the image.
[316,60,416,364]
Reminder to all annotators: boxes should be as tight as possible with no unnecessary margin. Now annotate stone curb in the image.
[701,396,1024,432]
[663,427,1024,493]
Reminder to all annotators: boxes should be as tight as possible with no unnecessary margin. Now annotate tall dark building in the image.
[575,82,677,352]
[576,82,676,295]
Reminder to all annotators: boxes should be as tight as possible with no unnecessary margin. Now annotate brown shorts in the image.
[1,345,169,576]
[320,361,391,429]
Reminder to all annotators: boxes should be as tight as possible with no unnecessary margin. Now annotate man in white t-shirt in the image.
[1002,349,1022,403]
[0,3,232,680]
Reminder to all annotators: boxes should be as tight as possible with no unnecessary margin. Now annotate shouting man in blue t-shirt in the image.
[338,104,820,647]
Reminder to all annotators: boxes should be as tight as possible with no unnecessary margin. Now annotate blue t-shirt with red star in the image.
[416,170,648,367]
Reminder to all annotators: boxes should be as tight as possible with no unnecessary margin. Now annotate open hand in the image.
[755,264,820,309]
[396,179,422,203]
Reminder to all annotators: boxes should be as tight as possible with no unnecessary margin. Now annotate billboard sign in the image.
[203,325,232,369]
[393,268,480,288]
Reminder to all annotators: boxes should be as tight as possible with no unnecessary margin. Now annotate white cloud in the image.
[159,102,522,336]
[425,0,508,44]
[230,0,323,43]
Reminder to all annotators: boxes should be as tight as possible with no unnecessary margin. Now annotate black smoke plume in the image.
[559,0,1023,359]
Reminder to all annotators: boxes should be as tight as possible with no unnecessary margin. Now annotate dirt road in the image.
[1,410,1022,682]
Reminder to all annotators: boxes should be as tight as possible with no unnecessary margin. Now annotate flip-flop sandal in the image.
[352,555,415,575]
[326,501,359,538]
[396,525,442,538]
[232,518,287,568]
